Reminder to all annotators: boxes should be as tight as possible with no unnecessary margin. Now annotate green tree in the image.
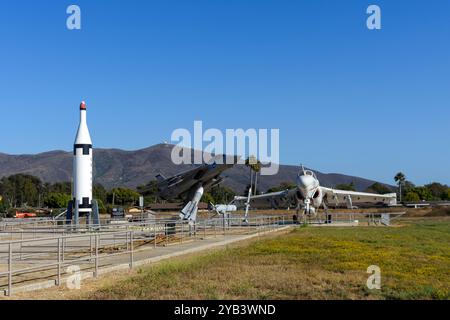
[443,189,450,201]
[137,180,161,203]
[209,186,236,204]
[414,186,433,201]
[107,188,140,206]
[404,191,420,202]
[201,192,214,204]
[43,193,71,208]
[95,198,107,214]
[0,196,8,215]
[0,174,43,207]
[48,182,71,194]
[93,183,108,204]
[424,182,448,200]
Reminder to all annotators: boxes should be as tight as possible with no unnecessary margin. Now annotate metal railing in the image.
[0,216,286,296]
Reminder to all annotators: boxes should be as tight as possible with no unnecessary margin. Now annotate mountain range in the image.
[0,144,392,193]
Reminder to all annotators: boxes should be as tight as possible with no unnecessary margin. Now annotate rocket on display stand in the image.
[67,101,99,226]
[73,101,93,215]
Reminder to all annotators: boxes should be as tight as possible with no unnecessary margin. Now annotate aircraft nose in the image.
[297,175,316,198]
[298,175,311,189]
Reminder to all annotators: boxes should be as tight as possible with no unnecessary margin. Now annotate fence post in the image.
[20,232,23,260]
[181,222,183,244]
[129,231,134,269]
[154,223,157,249]
[90,234,93,261]
[8,242,12,296]
[62,235,65,262]
[95,234,99,277]
[203,220,206,239]
[166,224,169,246]
[57,237,61,286]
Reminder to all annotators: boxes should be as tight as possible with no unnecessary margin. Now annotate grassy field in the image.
[11,218,449,300]
[69,218,448,300]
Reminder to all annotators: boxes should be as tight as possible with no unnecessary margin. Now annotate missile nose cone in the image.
[80,101,86,110]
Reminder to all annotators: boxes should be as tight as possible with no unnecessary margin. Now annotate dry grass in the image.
[10,218,450,300]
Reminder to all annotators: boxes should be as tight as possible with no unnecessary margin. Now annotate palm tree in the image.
[245,157,254,194]
[394,172,406,202]
[245,156,262,195]
[253,160,262,196]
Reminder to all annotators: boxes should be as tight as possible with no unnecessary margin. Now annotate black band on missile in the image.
[78,204,93,209]
[74,144,93,155]
[72,197,93,209]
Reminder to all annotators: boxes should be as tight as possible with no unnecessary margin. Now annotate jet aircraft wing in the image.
[232,187,397,210]
[233,188,299,209]
[320,187,397,208]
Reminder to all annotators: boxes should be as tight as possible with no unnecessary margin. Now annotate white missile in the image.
[73,101,93,215]
[180,186,204,221]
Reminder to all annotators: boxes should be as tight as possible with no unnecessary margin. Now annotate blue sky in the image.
[0,0,449,185]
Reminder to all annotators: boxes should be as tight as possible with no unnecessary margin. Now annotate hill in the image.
[0,144,392,193]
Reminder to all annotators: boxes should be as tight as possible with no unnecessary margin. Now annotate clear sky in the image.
[0,0,449,185]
